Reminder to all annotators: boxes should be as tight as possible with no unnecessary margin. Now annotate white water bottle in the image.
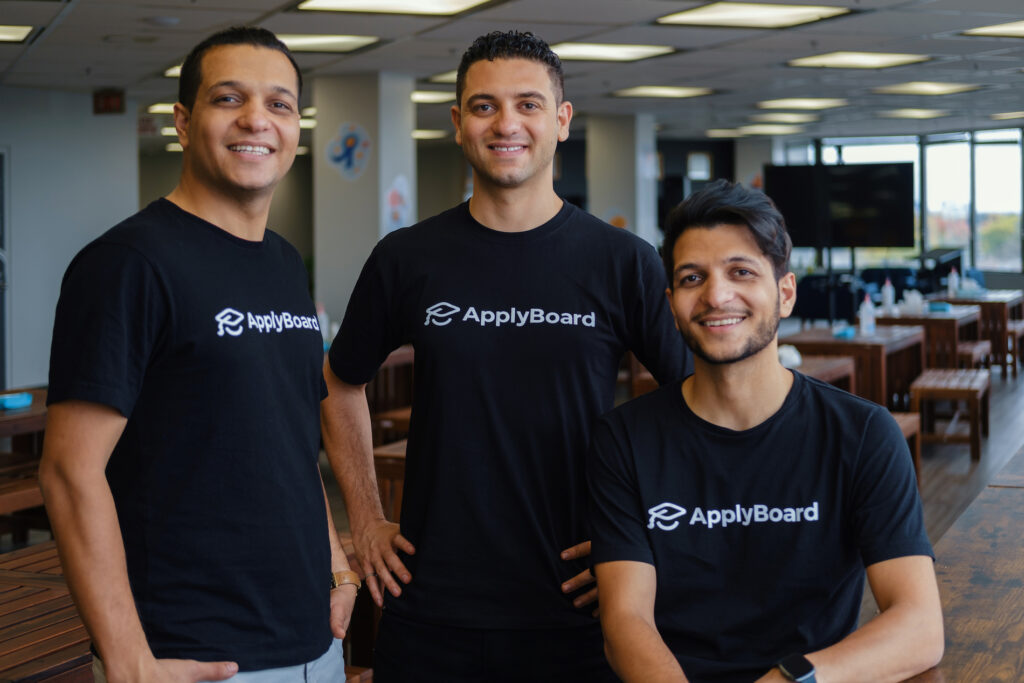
[859,294,876,336]
[947,267,960,296]
[881,277,896,313]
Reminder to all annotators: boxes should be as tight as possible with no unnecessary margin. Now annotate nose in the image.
[702,273,736,309]
[492,107,522,136]
[237,101,271,132]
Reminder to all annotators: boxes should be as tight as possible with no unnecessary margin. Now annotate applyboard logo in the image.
[214,307,320,337]
[423,301,597,329]
[647,501,820,531]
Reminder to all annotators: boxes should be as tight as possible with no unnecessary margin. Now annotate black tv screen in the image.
[763,163,915,248]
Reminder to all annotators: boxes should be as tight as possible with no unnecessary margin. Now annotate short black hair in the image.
[177,26,301,111]
[662,179,793,284]
[455,30,564,106]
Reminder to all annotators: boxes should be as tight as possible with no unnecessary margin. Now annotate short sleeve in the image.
[587,416,656,567]
[47,241,169,417]
[848,408,934,566]
[328,241,405,385]
[627,243,691,384]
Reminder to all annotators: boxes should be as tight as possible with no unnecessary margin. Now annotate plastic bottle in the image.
[881,277,896,314]
[859,294,876,336]
[947,267,960,296]
[316,303,330,344]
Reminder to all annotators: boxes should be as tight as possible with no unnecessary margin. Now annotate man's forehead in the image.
[673,225,768,266]
[463,58,556,93]
[199,45,298,94]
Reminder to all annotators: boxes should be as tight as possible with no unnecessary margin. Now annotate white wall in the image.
[734,138,773,189]
[0,86,138,388]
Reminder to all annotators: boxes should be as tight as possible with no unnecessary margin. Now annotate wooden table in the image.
[904,484,1024,681]
[0,541,374,682]
[875,306,980,369]
[933,290,1024,379]
[796,355,856,394]
[0,390,47,457]
[373,440,407,523]
[780,326,925,410]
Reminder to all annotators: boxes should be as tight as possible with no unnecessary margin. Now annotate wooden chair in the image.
[371,405,412,444]
[890,412,922,489]
[956,340,991,370]
[373,439,407,522]
[910,369,990,462]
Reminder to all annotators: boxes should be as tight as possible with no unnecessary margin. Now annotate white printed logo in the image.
[647,502,688,531]
[424,302,461,326]
[215,308,245,337]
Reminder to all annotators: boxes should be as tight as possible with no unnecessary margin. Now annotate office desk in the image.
[933,290,1023,379]
[904,485,1024,682]
[780,326,925,410]
[875,306,980,369]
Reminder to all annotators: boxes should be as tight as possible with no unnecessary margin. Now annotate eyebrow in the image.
[465,90,549,106]
[674,255,761,276]
[209,80,298,101]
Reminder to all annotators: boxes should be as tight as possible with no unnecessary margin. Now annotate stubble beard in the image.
[681,296,781,366]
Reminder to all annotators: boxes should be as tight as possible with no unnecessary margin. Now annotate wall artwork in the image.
[327,122,372,181]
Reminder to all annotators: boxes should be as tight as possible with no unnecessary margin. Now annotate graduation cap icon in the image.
[424,301,461,326]
[215,308,245,337]
[647,502,687,530]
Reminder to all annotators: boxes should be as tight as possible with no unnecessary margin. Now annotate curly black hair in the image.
[455,30,564,105]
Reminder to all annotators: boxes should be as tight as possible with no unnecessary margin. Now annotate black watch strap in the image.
[777,653,816,682]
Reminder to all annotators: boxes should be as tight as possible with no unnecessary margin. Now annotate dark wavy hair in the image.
[662,179,793,284]
[455,30,564,105]
[178,26,301,111]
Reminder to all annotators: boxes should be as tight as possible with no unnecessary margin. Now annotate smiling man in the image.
[41,27,356,682]
[322,30,688,682]
[587,179,943,683]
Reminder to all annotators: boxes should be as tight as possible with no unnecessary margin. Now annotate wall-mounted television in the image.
[763,162,915,249]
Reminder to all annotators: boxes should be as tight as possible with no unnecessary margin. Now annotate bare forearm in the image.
[604,613,687,683]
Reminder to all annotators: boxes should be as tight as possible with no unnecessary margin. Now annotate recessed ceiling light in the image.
[706,129,746,138]
[297,0,490,14]
[612,86,712,98]
[879,108,949,119]
[147,103,175,114]
[429,70,458,84]
[296,146,310,155]
[549,42,674,62]
[657,2,848,29]
[278,34,378,52]
[963,20,1024,38]
[160,126,178,137]
[758,98,847,110]
[165,142,183,152]
[789,51,929,69]
[164,65,181,78]
[992,111,1024,121]
[0,25,33,42]
[302,107,317,117]
[412,91,456,104]
[749,112,818,123]
[872,81,979,96]
[300,118,317,129]
[738,123,804,135]
[413,129,448,139]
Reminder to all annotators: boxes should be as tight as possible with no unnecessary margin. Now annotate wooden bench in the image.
[955,339,991,369]
[890,412,922,489]
[910,369,990,462]
[371,405,412,444]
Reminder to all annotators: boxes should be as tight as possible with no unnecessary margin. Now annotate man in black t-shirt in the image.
[588,180,943,682]
[41,28,357,682]
[321,31,687,681]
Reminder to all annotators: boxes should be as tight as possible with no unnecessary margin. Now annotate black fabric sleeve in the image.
[328,241,404,385]
[628,243,690,384]
[47,242,168,417]
[587,416,656,567]
[849,408,934,566]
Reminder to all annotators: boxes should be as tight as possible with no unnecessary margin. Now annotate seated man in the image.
[587,179,943,683]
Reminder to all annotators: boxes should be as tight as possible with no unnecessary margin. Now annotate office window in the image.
[924,141,971,257]
[974,138,1022,271]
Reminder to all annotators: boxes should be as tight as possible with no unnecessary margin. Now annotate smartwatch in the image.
[777,654,816,682]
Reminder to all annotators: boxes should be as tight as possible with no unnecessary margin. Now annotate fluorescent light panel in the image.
[789,51,929,69]
[963,20,1024,38]
[429,70,458,84]
[296,146,310,155]
[165,65,181,78]
[992,111,1024,121]
[297,0,490,15]
[300,118,317,129]
[302,107,317,117]
[412,90,456,104]
[165,142,183,152]
[147,103,175,114]
[657,2,848,29]
[879,108,948,119]
[749,112,818,123]
[737,123,804,135]
[613,86,711,98]
[706,129,746,138]
[758,98,847,110]
[873,81,979,96]
[278,34,378,52]
[0,25,33,42]
[160,126,178,137]
[413,129,448,139]
[550,42,673,62]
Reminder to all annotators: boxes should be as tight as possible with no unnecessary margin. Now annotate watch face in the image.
[779,654,815,679]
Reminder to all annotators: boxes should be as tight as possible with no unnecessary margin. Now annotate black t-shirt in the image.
[330,200,688,629]
[48,199,331,671]
[588,372,932,683]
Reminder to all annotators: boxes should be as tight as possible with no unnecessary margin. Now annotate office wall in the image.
[417,141,466,221]
[0,86,138,389]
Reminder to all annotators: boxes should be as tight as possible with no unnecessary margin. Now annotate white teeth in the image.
[492,145,523,151]
[703,318,742,327]
[229,144,270,155]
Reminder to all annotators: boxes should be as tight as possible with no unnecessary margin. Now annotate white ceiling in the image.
[2,0,1024,143]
